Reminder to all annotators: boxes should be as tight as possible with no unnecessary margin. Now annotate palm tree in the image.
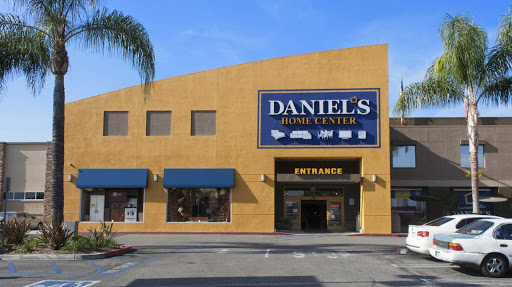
[394,14,512,214]
[0,0,155,224]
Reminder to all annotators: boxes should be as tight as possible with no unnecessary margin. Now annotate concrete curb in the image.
[0,245,132,260]
[112,231,288,235]
[346,233,407,237]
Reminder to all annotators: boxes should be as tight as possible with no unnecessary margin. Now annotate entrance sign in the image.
[294,168,343,175]
[257,89,380,148]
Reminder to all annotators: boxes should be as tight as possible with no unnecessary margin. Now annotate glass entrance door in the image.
[301,200,327,230]
[328,200,343,229]
[283,188,344,231]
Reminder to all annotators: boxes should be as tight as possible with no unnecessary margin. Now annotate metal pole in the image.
[1,177,10,253]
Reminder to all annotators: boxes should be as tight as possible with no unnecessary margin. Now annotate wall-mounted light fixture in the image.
[372,174,377,182]
[67,174,72,182]
[261,174,265,182]
[154,174,158,182]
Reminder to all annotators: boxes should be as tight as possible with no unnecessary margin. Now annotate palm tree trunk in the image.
[44,41,68,225]
[47,73,65,225]
[467,102,480,214]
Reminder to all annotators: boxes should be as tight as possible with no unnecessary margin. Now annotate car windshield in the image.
[456,220,494,235]
[425,217,454,226]
[0,212,15,219]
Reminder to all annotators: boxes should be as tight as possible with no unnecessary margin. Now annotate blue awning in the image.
[76,169,148,188]
[163,168,234,188]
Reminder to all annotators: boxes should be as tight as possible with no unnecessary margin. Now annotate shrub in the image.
[2,217,30,245]
[63,235,93,253]
[101,221,117,241]
[88,221,119,249]
[1,238,12,251]
[39,221,73,250]
[18,237,42,253]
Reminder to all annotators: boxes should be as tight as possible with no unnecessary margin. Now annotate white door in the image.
[89,194,105,222]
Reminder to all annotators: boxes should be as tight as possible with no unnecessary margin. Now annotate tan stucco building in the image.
[63,45,392,233]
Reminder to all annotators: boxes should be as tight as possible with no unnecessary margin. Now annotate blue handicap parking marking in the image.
[24,280,100,287]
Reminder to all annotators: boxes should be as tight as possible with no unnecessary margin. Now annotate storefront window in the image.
[285,190,305,196]
[284,189,342,197]
[460,145,484,168]
[328,201,342,226]
[391,189,426,227]
[81,188,144,222]
[315,189,343,197]
[4,191,44,200]
[285,201,300,226]
[452,188,493,215]
[167,188,231,222]
[392,145,416,168]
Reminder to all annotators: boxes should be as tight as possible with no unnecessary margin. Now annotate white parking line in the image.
[104,262,134,274]
[216,249,229,254]
[265,249,270,258]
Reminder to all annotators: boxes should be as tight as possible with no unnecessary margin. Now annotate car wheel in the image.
[37,223,43,230]
[481,254,508,278]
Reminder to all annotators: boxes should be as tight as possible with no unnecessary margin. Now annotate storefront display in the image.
[81,188,144,222]
[167,188,231,222]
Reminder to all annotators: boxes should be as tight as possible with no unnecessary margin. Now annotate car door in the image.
[15,213,25,222]
[24,214,36,229]
[495,224,512,264]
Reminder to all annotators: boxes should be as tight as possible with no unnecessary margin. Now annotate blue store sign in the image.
[257,89,381,148]
[454,190,494,215]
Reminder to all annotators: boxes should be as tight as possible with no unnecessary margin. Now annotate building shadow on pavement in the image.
[126,276,323,286]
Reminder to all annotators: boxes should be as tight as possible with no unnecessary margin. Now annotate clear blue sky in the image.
[1,0,511,142]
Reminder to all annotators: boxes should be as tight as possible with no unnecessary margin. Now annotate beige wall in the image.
[1,143,46,216]
[5,143,47,192]
[6,201,44,217]
[64,45,391,233]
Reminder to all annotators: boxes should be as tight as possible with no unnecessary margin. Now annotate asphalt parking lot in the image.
[2,233,512,287]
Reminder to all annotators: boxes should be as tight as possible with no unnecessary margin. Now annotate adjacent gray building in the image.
[390,117,512,232]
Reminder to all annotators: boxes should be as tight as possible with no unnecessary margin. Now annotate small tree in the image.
[395,14,512,214]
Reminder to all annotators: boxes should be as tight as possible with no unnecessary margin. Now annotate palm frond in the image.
[63,0,103,19]
[0,18,50,96]
[436,14,487,89]
[485,45,512,79]
[0,12,52,38]
[498,12,512,51]
[7,0,100,39]
[392,78,464,116]
[69,8,155,95]
[479,76,512,106]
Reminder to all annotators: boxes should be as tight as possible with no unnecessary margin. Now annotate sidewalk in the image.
[275,230,407,237]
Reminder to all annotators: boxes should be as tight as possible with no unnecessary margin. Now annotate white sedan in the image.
[430,218,512,278]
[406,214,501,255]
